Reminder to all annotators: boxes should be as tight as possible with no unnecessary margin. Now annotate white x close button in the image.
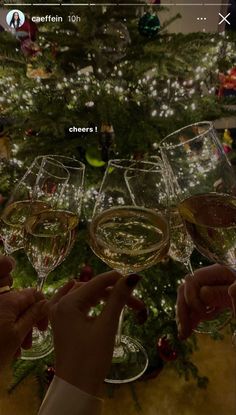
[218,12,231,26]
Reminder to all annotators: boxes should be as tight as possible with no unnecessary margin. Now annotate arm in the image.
[39,272,142,415]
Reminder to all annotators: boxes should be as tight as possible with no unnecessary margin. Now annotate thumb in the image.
[15,300,48,342]
[101,274,141,332]
[200,285,232,309]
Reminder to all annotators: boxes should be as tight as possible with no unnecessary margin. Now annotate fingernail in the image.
[126,274,141,288]
[136,307,148,325]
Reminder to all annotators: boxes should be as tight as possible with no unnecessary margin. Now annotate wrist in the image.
[55,366,104,398]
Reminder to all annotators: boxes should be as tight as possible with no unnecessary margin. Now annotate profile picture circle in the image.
[6,10,25,29]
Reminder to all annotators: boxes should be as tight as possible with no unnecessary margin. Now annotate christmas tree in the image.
[0,0,236,397]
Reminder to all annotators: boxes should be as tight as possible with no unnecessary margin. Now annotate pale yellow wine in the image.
[1,200,49,252]
[24,210,78,275]
[90,206,169,274]
[178,193,236,266]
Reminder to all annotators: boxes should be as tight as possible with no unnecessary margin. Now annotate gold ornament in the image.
[223,129,233,146]
[26,64,52,79]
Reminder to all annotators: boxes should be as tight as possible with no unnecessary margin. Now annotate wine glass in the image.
[44,155,85,217]
[159,121,235,333]
[149,156,194,273]
[0,156,69,255]
[22,157,85,360]
[89,159,170,383]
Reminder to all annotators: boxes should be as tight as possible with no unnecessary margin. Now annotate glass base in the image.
[105,335,148,384]
[194,308,232,334]
[21,326,54,360]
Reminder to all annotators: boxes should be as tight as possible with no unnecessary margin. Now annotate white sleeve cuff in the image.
[38,375,103,415]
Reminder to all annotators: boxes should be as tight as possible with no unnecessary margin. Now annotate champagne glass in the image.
[159,121,235,333]
[0,156,69,255]
[89,159,170,383]
[46,156,85,259]
[22,157,85,360]
[45,155,85,217]
[148,156,194,272]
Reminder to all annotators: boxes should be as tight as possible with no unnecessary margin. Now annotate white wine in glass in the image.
[90,159,170,383]
[160,121,235,333]
[21,156,85,360]
[0,156,68,255]
[24,210,78,288]
[90,206,169,274]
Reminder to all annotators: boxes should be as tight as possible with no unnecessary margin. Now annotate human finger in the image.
[184,275,207,314]
[36,315,49,331]
[200,285,232,309]
[176,284,192,339]
[100,274,141,332]
[49,280,76,307]
[193,264,236,286]
[103,286,145,311]
[15,300,48,343]
[14,288,40,315]
[0,275,13,289]
[64,271,122,312]
[14,348,21,359]
[184,264,236,315]
[0,255,15,278]
[0,255,15,288]
[21,329,32,350]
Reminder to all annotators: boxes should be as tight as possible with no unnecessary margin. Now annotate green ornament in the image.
[85,147,106,167]
[138,12,160,39]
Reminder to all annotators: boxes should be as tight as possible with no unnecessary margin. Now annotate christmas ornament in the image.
[223,129,233,154]
[157,336,178,362]
[99,21,131,63]
[26,63,53,79]
[79,265,94,282]
[218,67,236,97]
[42,179,57,195]
[25,128,37,137]
[44,365,55,386]
[16,18,38,41]
[138,12,160,39]
[85,147,106,167]
[21,38,41,57]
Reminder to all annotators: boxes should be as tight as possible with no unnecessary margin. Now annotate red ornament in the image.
[16,18,38,42]
[223,144,232,154]
[79,265,94,282]
[157,336,178,362]
[218,67,236,97]
[25,128,38,137]
[42,179,57,195]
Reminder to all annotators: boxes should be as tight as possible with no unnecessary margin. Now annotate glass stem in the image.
[184,259,194,276]
[36,273,47,292]
[115,308,125,348]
